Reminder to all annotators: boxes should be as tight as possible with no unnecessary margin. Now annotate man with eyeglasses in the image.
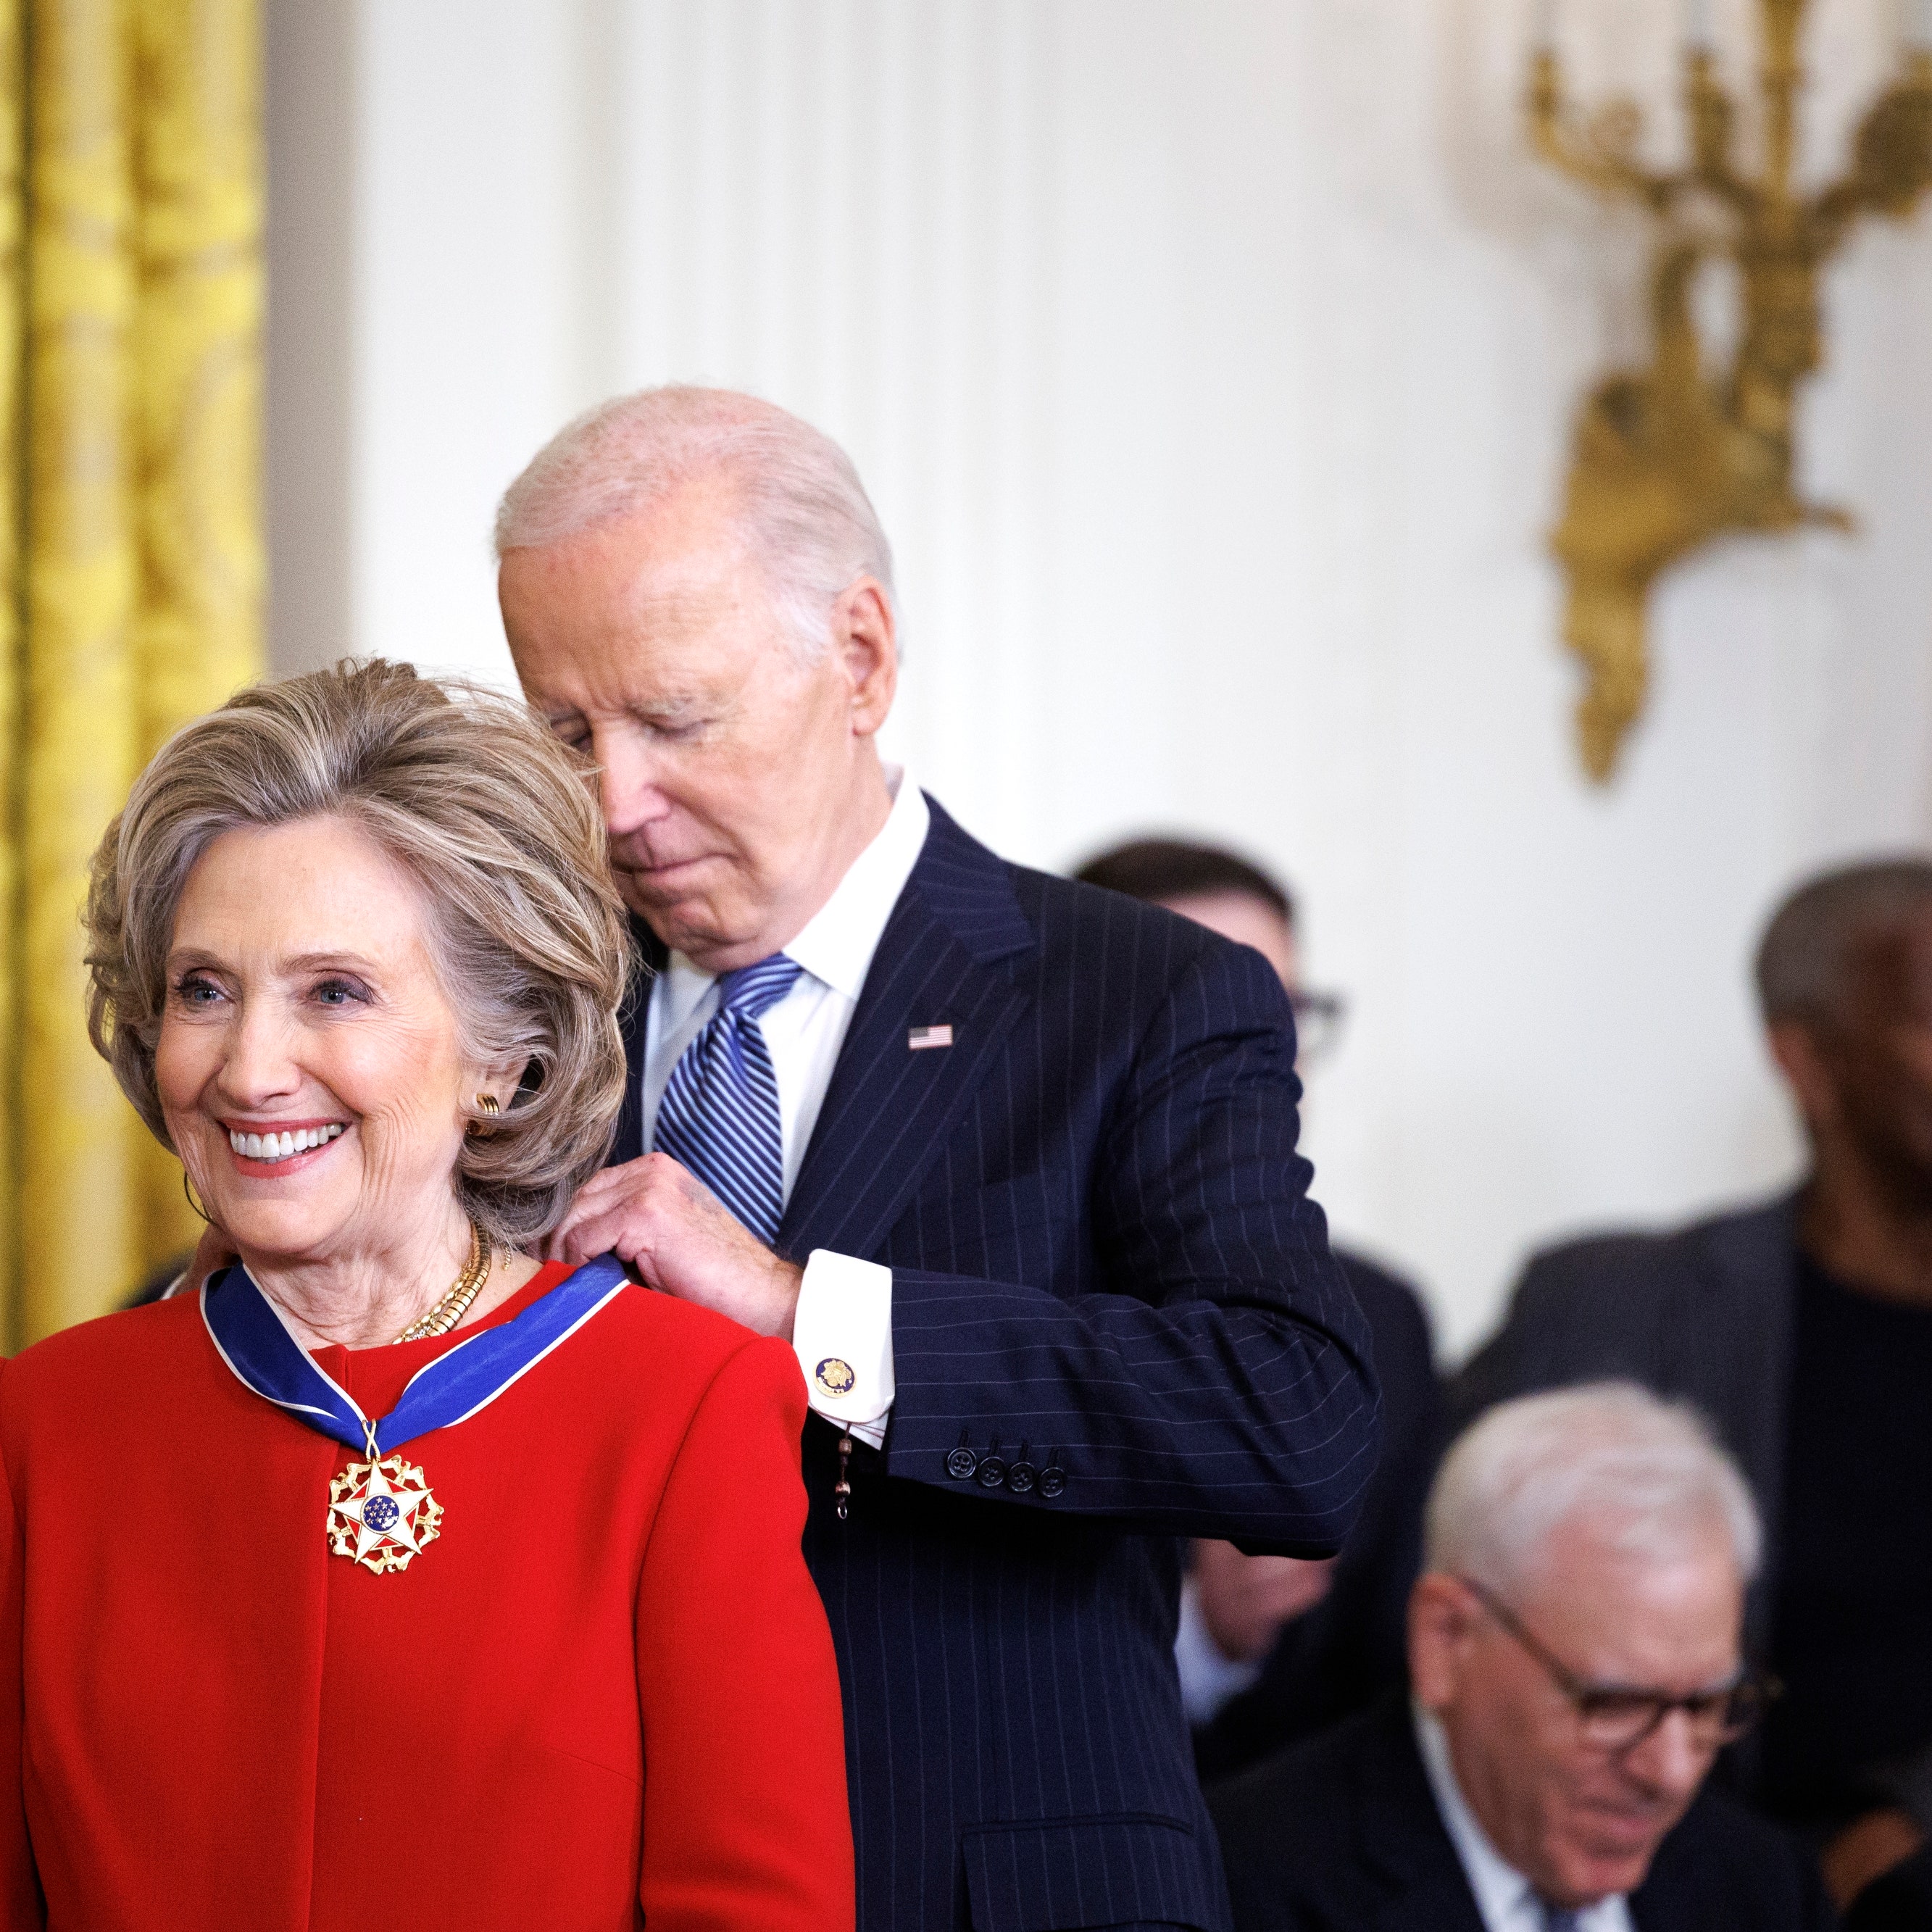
[1209,1384,1831,1932]
[1458,858,1932,1919]
[1073,837,1446,1775]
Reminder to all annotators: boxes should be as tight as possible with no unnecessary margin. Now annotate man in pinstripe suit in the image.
[499,386,1382,1932]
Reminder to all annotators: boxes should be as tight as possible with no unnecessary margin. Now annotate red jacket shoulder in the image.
[1,1298,210,1480]
[4,1296,206,1407]
[594,1284,807,1411]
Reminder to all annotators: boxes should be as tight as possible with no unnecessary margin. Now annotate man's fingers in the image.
[555,1202,657,1270]
[573,1151,692,1204]
[566,1162,642,1206]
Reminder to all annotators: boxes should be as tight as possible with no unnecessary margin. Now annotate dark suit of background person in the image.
[1073,838,1446,1782]
[1452,859,1932,1923]
[1210,1696,1834,1932]
[499,388,1381,1932]
[1851,1852,1932,1932]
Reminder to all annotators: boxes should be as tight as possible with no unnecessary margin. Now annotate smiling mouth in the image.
[226,1123,346,1164]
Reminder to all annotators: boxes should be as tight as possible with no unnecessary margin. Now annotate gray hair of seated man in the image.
[493,384,896,670]
[1424,1382,1762,1599]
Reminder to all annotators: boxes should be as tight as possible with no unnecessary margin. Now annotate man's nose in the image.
[596,735,672,839]
[1622,1707,1715,1802]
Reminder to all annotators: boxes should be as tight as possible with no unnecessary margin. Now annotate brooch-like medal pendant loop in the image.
[327,1452,443,1574]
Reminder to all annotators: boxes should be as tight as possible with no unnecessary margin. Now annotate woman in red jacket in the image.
[0,662,854,1931]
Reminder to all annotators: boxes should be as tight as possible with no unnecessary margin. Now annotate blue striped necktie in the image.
[1536,1900,1585,1932]
[651,953,804,1244]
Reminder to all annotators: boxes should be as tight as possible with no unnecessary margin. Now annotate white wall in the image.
[267,0,1932,1357]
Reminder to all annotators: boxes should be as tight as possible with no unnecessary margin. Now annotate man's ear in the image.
[830,576,898,739]
[1409,1572,1478,1712]
[1767,1019,1841,1133]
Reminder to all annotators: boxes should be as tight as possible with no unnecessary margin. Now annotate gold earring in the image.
[467,1091,501,1137]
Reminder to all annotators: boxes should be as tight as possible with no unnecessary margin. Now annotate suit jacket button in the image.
[975,1456,1008,1488]
[1006,1461,1038,1494]
[1038,1466,1066,1499]
[946,1446,978,1481]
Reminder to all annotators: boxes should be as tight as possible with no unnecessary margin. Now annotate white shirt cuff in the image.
[793,1249,895,1450]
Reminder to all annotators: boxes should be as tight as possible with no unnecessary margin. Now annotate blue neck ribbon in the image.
[201,1254,629,1457]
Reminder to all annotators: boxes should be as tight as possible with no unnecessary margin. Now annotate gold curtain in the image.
[1,0,262,1350]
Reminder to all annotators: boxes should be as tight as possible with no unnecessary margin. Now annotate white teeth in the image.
[228,1124,345,1163]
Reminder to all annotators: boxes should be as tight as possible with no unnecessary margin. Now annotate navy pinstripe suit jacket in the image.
[613,796,1382,1932]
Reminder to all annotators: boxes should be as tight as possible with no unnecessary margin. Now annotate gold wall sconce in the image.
[1529,1,1932,782]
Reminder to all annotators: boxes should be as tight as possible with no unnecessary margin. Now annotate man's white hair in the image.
[493,385,896,665]
[1425,1383,1761,1596]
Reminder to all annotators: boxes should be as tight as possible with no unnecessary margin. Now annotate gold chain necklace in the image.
[392,1219,493,1344]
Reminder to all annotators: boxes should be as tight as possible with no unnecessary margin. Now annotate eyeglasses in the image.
[1288,988,1347,1065]
[1459,1576,1779,1752]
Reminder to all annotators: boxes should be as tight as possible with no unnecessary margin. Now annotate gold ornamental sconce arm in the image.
[1529,1,1932,782]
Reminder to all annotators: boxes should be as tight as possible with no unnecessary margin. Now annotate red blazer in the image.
[0,1266,854,1931]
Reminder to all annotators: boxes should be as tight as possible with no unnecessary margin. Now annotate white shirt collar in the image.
[658,766,929,1015]
[1413,1705,1631,1932]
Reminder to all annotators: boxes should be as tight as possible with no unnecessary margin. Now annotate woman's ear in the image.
[462,1062,519,1133]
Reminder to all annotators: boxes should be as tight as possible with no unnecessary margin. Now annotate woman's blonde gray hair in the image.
[85,659,632,1248]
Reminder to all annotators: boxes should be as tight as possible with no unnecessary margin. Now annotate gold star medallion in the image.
[327,1454,444,1574]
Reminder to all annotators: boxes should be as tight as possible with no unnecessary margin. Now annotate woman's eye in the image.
[311,978,369,1008]
[173,974,224,1007]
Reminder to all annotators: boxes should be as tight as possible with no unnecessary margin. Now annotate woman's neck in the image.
[243,1210,539,1349]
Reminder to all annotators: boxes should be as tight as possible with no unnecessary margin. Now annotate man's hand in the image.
[547,1152,804,1340]
[1822,1807,1925,1910]
[1193,1538,1336,1664]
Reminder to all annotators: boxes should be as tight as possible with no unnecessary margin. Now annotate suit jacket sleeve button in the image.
[975,1456,1008,1488]
[1006,1461,1037,1494]
[1038,1466,1066,1499]
[945,1446,978,1481]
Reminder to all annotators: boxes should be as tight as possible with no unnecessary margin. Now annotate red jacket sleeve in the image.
[634,1335,854,1932]
[0,1365,44,1927]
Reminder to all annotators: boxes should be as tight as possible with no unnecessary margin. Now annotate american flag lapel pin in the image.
[907,1023,954,1051]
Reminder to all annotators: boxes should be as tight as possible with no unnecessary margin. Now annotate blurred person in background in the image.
[1457,857,1932,1920]
[1075,837,1445,1778]
[1209,1384,1830,1932]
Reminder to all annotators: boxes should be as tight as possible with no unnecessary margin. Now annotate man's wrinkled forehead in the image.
[508,533,775,706]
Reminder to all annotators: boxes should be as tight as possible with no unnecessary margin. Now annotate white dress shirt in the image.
[1173,1576,1264,1724]
[640,767,930,1449]
[1414,1706,1634,1932]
